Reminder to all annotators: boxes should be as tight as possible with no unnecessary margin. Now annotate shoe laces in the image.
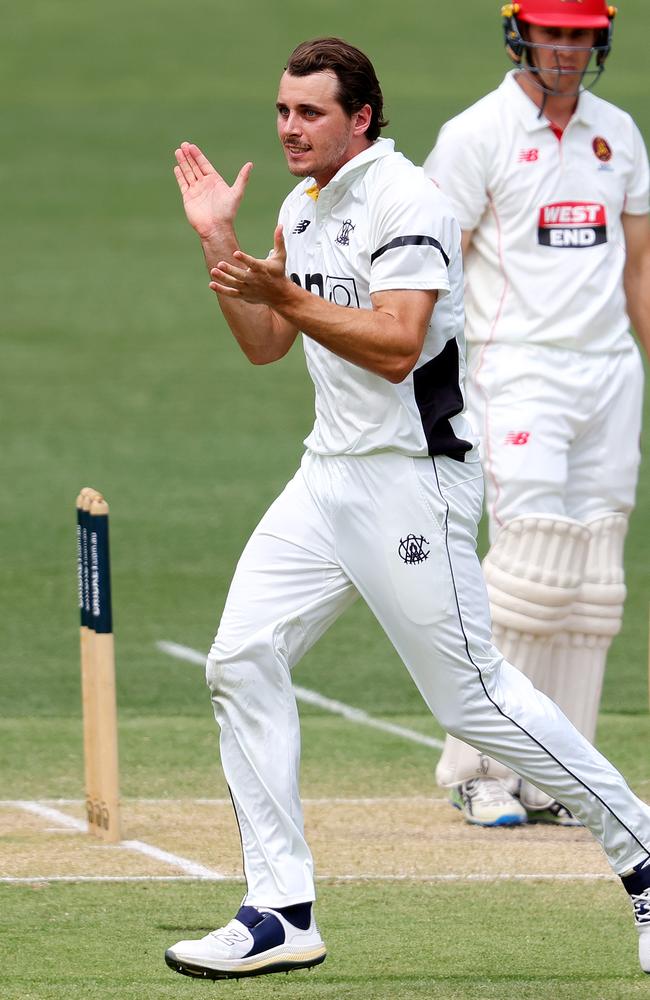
[547,801,575,821]
[464,778,515,807]
[631,886,650,927]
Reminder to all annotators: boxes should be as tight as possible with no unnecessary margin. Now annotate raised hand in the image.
[209,225,289,305]
[173,141,253,240]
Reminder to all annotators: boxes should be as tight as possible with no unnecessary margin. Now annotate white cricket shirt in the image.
[423,72,649,352]
[278,139,478,461]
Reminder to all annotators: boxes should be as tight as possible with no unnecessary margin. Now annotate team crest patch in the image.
[336,219,355,246]
[398,534,429,564]
[592,136,612,162]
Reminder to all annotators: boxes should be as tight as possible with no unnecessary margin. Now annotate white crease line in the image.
[2,796,448,807]
[0,875,239,885]
[119,840,222,878]
[8,801,226,880]
[0,872,615,886]
[10,801,86,832]
[320,872,616,883]
[157,639,445,751]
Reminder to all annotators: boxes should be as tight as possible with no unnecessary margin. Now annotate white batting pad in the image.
[438,516,590,793]
[548,513,628,742]
[483,515,591,635]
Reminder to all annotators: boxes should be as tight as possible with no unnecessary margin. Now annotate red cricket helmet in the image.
[512,0,616,29]
[501,0,617,92]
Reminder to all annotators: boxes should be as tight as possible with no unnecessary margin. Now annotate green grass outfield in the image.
[2,0,649,996]
[3,882,648,1000]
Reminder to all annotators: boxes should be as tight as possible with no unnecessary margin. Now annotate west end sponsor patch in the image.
[537,201,607,248]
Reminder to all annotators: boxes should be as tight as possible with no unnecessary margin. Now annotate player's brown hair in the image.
[285,37,388,141]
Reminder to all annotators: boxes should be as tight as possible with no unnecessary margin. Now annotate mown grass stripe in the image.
[157,640,445,750]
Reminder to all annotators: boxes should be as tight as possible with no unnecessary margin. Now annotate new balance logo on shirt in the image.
[505,432,530,446]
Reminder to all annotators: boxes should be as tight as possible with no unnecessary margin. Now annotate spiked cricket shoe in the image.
[165,905,326,980]
[621,857,650,974]
[526,800,581,826]
[450,777,527,827]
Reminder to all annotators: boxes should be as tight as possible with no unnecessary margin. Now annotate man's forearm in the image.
[622,213,650,359]
[200,227,289,363]
[272,280,434,383]
[206,227,435,378]
[624,256,650,359]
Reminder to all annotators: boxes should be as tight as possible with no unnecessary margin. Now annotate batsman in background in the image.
[424,0,650,828]
[168,36,650,981]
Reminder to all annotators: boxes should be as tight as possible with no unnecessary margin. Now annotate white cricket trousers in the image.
[207,449,650,907]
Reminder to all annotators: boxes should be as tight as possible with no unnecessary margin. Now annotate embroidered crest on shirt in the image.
[592,136,613,163]
[398,535,430,565]
[336,219,355,246]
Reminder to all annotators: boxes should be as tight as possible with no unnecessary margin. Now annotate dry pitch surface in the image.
[1,796,614,885]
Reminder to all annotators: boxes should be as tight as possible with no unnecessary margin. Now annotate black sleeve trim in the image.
[371,235,450,267]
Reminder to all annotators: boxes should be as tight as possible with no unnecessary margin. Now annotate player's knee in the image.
[204,639,251,697]
[567,512,627,639]
[484,514,591,636]
[434,699,476,739]
[205,627,290,699]
[205,625,263,694]
[205,653,225,695]
[205,651,263,701]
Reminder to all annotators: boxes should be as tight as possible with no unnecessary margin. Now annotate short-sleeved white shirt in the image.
[278,139,478,461]
[423,72,649,353]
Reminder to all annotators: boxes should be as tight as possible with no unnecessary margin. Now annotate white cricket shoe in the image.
[621,857,650,974]
[526,800,581,827]
[449,777,527,827]
[165,904,326,980]
[519,781,581,826]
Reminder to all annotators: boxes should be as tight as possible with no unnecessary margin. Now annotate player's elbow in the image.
[247,349,276,366]
[243,341,293,366]
[381,324,427,382]
[383,349,420,384]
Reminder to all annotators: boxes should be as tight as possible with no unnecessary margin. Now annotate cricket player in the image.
[167,37,650,980]
[424,0,650,829]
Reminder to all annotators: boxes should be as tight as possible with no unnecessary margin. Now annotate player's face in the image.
[527,24,598,94]
[276,71,370,188]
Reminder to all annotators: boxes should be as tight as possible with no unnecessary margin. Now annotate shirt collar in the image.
[502,70,598,133]
[300,138,395,199]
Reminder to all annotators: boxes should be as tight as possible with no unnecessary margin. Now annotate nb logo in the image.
[505,432,530,446]
[292,220,311,235]
[214,929,249,946]
[336,219,355,246]
[518,148,539,163]
[398,534,429,564]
